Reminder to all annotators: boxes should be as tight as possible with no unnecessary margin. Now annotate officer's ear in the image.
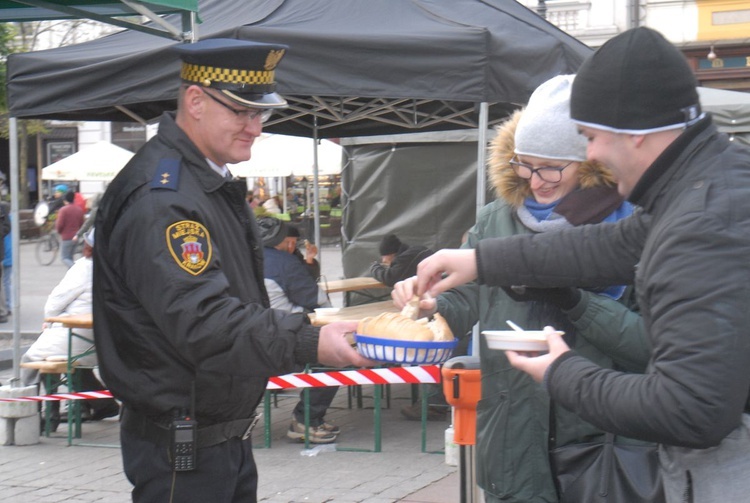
[181,85,207,120]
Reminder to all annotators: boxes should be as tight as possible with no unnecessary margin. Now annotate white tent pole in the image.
[9,117,21,381]
[472,102,490,357]
[312,119,321,265]
[476,102,489,212]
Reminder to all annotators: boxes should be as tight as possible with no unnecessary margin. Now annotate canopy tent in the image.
[41,140,134,181]
[7,0,591,135]
[7,0,592,257]
[697,87,750,146]
[228,135,343,178]
[0,0,198,40]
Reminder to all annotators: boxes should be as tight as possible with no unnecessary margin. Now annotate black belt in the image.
[121,407,259,449]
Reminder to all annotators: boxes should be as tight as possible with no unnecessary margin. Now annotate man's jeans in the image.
[60,240,76,268]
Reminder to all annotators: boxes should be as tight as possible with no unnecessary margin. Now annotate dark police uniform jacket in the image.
[93,112,319,426]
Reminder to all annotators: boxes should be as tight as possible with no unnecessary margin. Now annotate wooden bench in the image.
[20,359,81,437]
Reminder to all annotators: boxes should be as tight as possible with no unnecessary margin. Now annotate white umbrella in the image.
[41,140,134,181]
[228,134,342,178]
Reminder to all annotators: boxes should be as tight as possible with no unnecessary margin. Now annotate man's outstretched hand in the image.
[415,249,478,298]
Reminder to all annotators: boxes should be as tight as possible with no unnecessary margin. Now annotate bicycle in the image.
[36,226,60,266]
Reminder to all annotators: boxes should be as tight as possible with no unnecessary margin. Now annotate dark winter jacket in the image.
[370,244,434,287]
[263,246,322,313]
[476,116,750,449]
[93,112,319,426]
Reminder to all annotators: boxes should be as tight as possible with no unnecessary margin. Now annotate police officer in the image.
[93,39,374,502]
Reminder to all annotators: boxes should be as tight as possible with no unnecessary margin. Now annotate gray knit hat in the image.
[570,27,702,134]
[514,74,587,162]
[257,217,288,248]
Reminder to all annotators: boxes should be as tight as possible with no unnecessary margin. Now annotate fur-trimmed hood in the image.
[487,110,617,208]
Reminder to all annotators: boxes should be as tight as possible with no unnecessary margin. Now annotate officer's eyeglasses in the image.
[509,155,575,183]
[202,89,273,124]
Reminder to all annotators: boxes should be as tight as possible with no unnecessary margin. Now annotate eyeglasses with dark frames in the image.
[202,89,273,123]
[509,155,575,183]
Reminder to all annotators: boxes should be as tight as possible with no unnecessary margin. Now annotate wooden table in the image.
[309,300,399,326]
[40,312,95,445]
[319,277,386,293]
[45,313,93,329]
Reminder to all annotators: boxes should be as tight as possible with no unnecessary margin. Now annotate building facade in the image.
[517,0,750,92]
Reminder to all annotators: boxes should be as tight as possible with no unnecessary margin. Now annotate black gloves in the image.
[501,285,582,311]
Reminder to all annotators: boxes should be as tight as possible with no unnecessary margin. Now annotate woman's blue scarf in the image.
[521,195,633,300]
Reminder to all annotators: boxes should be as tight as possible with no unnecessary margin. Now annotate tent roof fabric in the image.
[7,0,591,138]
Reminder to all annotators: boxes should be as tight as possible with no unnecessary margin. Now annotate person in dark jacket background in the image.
[287,224,320,280]
[370,234,433,287]
[258,216,339,444]
[94,39,372,503]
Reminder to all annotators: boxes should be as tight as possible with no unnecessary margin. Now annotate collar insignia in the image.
[167,220,212,275]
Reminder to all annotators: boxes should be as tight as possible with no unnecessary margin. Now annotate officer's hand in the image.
[392,277,437,318]
[317,321,377,368]
[505,326,570,383]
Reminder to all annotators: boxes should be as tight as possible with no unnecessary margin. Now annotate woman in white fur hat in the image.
[393,75,657,502]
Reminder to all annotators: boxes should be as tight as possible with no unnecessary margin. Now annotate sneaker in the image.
[320,421,341,434]
[286,419,337,444]
[400,403,449,422]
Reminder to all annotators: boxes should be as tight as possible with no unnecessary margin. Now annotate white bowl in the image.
[314,307,341,317]
[482,330,549,352]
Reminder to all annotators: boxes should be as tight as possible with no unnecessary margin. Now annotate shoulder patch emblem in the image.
[167,220,212,275]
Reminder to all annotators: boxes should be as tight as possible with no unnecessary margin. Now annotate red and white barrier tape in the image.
[267,364,440,390]
[0,365,441,402]
[0,390,114,403]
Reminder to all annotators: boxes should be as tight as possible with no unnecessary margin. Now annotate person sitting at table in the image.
[370,234,434,287]
[287,224,321,280]
[21,228,120,432]
[258,217,340,444]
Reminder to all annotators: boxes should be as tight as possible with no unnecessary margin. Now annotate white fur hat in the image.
[514,74,587,162]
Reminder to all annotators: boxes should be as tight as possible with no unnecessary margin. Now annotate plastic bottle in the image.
[445,425,458,466]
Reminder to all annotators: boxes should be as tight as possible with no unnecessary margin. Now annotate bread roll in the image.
[428,313,453,342]
[357,312,453,342]
[400,295,420,320]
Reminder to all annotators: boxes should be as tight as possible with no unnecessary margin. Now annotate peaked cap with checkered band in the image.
[173,38,288,109]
